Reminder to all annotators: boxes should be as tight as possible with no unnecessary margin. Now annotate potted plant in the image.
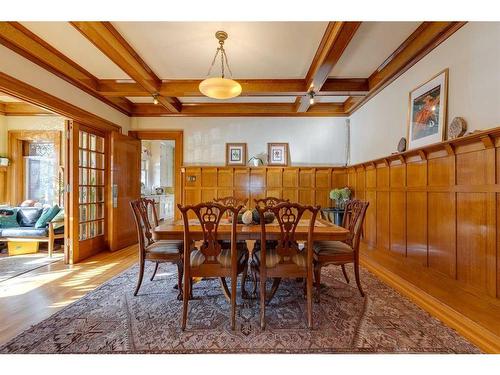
[327,187,351,225]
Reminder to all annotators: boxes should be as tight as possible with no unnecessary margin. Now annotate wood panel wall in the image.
[0,167,7,204]
[181,166,347,217]
[347,130,500,301]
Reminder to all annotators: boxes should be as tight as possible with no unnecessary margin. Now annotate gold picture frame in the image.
[407,69,448,150]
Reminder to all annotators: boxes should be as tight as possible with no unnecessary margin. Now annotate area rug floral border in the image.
[0,262,480,354]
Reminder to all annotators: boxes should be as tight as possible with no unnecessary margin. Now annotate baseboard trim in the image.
[361,254,500,354]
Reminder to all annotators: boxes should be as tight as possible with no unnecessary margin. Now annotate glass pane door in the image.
[78,130,105,241]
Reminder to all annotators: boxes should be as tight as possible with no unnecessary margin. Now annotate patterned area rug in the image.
[0,263,479,353]
[0,253,63,283]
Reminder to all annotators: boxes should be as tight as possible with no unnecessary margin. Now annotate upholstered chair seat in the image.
[313,240,354,255]
[254,248,307,268]
[146,240,184,257]
[189,247,247,268]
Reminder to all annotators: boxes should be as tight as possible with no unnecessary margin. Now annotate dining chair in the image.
[140,197,166,281]
[213,196,250,296]
[130,199,184,299]
[313,199,369,301]
[213,196,249,251]
[255,201,320,330]
[251,197,290,297]
[178,202,248,330]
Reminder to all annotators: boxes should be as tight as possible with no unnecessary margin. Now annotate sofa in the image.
[0,206,64,257]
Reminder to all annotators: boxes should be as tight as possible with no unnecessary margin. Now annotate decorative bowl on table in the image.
[228,209,275,224]
[251,209,275,224]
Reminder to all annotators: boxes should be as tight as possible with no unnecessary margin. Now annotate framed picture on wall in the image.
[267,143,289,166]
[407,69,448,150]
[226,143,247,166]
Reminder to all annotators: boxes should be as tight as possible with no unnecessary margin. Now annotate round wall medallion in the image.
[448,117,467,139]
[397,137,407,153]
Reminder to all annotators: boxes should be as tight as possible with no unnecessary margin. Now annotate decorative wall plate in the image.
[448,117,467,139]
[397,137,407,153]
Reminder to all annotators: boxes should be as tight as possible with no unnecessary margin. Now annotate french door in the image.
[66,121,107,263]
[65,122,140,263]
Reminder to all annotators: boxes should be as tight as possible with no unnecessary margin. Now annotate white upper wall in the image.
[130,117,348,166]
[0,45,130,131]
[349,22,500,165]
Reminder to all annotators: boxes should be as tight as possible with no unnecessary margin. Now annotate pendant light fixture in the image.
[199,31,242,100]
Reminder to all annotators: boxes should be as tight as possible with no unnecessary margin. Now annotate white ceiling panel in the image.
[20,22,131,79]
[316,96,349,103]
[112,22,328,79]
[330,22,421,78]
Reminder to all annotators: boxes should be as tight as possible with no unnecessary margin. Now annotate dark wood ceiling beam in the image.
[0,22,132,115]
[0,72,121,131]
[296,22,362,112]
[343,96,364,113]
[98,78,368,98]
[71,21,181,113]
[131,102,346,117]
[348,21,466,114]
[319,78,369,95]
[0,101,54,116]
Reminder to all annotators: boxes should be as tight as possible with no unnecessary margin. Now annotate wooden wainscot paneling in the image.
[376,163,390,251]
[332,169,347,189]
[390,161,406,256]
[0,167,7,204]
[315,168,332,208]
[181,166,349,212]
[351,126,500,353]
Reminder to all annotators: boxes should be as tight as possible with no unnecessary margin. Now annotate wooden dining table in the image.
[153,218,350,300]
[153,218,350,242]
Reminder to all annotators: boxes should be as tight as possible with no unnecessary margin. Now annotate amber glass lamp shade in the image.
[199,77,242,99]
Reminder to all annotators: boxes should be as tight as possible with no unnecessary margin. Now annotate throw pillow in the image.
[35,205,60,229]
[50,209,65,230]
[0,208,19,228]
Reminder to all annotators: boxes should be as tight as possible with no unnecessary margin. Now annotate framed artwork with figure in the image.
[407,69,448,150]
[226,143,247,166]
[268,143,289,166]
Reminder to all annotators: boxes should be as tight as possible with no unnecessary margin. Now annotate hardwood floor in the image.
[0,245,137,346]
[360,243,500,353]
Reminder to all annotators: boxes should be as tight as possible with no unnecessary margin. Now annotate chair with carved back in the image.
[251,197,290,298]
[140,197,170,281]
[255,202,320,330]
[213,196,250,296]
[130,199,184,299]
[213,196,249,250]
[313,199,369,301]
[178,202,248,330]
[253,197,289,252]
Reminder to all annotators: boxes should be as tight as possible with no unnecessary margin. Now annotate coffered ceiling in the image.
[112,22,329,79]
[0,21,466,117]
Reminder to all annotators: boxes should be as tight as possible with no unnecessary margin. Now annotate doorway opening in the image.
[130,131,183,221]
[0,93,66,274]
[140,140,175,221]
